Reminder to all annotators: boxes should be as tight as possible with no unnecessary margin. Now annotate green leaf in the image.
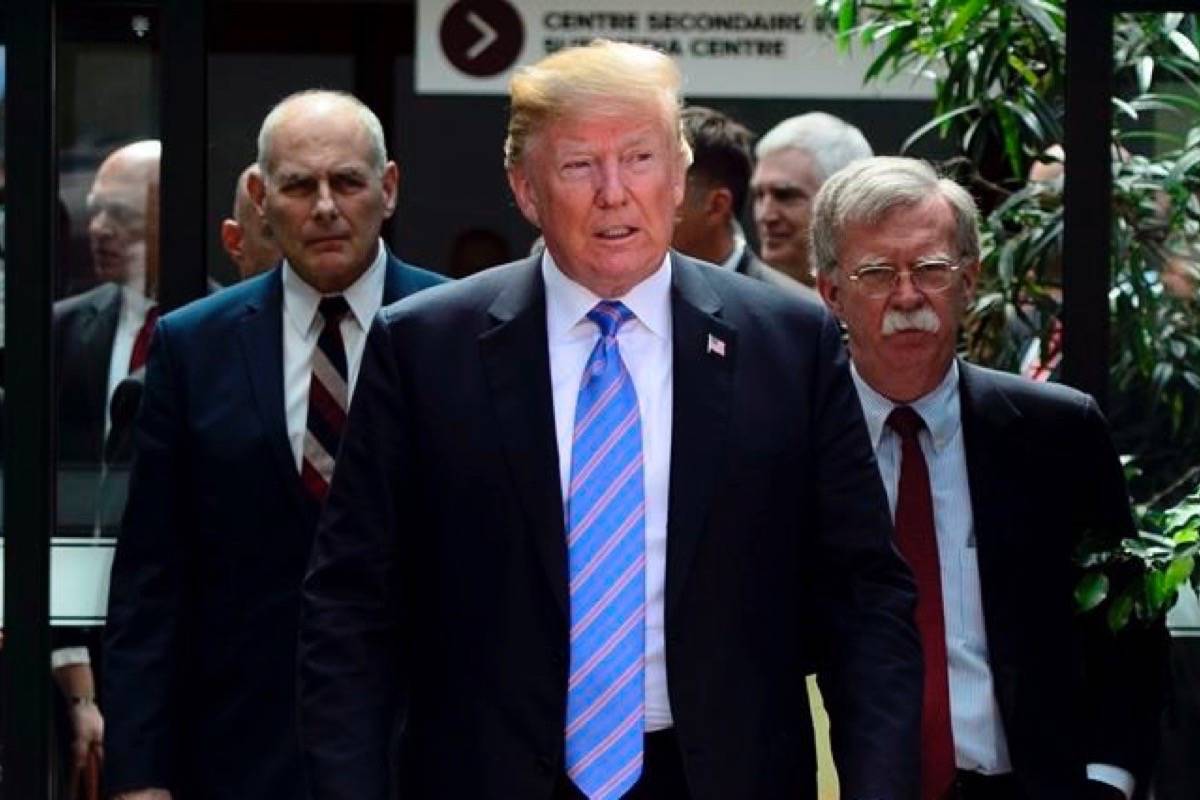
[1137,55,1155,92]
[1007,53,1040,88]
[1075,572,1109,612]
[837,0,857,51]
[1170,30,1200,63]
[900,102,979,153]
[1107,590,1135,632]
[1165,555,1195,590]
[947,0,988,41]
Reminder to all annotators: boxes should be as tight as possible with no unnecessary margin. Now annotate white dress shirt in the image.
[282,240,387,470]
[542,252,675,730]
[105,284,157,435]
[717,222,748,271]
[851,361,1133,798]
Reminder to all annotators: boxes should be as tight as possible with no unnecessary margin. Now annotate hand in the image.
[66,699,104,797]
[114,791,172,800]
[1087,780,1127,800]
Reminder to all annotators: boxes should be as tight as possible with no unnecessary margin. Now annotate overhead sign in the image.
[416,0,933,98]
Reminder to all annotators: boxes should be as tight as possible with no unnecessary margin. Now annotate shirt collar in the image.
[542,250,673,343]
[719,236,747,272]
[120,281,156,318]
[282,238,388,338]
[851,359,961,453]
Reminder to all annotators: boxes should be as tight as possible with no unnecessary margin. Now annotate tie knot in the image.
[887,406,926,441]
[318,295,350,325]
[587,301,634,339]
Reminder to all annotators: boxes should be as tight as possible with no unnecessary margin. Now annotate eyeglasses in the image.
[846,258,963,298]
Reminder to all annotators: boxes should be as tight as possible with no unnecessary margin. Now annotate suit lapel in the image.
[959,361,1023,714]
[665,255,735,622]
[236,270,311,518]
[479,258,569,621]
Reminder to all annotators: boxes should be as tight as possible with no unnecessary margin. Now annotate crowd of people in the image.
[38,38,1177,800]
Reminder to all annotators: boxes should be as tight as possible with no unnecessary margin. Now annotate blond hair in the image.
[504,39,692,170]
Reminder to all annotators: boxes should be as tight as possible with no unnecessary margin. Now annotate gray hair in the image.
[755,112,873,183]
[809,156,981,276]
[256,89,387,177]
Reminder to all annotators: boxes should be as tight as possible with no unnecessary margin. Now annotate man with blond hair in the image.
[102,90,445,800]
[299,40,920,800]
[814,156,1165,800]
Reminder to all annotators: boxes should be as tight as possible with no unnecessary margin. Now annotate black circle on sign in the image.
[440,1,525,78]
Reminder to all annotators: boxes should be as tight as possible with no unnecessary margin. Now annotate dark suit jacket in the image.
[957,362,1166,797]
[299,252,922,800]
[55,282,123,468]
[102,254,446,799]
[735,247,818,300]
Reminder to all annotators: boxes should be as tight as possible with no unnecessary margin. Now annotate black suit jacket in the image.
[102,255,446,799]
[299,253,921,800]
[956,362,1166,797]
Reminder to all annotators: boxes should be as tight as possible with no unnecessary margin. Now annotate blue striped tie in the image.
[565,301,646,800]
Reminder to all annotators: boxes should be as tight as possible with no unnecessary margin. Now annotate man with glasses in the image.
[814,156,1166,800]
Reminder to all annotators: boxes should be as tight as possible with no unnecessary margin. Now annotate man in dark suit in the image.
[813,156,1166,800]
[102,89,445,800]
[671,106,813,300]
[299,41,920,800]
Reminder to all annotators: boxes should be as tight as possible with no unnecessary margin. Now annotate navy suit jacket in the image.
[298,253,921,800]
[103,254,446,799]
[955,362,1166,797]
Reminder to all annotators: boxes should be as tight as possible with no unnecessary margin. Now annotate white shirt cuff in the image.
[50,647,91,669]
[1087,763,1134,799]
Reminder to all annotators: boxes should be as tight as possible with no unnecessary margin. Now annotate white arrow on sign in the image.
[465,11,498,61]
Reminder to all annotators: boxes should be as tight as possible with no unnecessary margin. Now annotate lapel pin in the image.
[706,333,726,358]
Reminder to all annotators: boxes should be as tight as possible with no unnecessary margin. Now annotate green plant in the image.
[816,0,1200,626]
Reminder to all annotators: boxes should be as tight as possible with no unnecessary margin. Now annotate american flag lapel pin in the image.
[706,332,726,358]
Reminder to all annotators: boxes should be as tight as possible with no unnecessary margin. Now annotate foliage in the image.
[815,0,1200,626]
[1077,478,1200,630]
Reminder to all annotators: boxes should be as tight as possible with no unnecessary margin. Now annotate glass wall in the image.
[50,5,159,796]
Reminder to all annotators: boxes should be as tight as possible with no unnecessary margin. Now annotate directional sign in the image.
[417,0,934,98]
[439,1,525,78]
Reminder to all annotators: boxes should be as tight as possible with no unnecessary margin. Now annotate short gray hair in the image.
[809,156,981,276]
[257,89,387,177]
[755,112,873,183]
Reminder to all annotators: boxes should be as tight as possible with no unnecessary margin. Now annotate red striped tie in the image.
[300,296,350,502]
[888,406,957,800]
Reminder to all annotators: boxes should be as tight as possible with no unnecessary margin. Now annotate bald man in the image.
[103,90,445,800]
[50,139,161,795]
[220,163,281,279]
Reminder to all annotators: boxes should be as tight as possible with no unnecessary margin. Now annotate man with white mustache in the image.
[815,156,1165,800]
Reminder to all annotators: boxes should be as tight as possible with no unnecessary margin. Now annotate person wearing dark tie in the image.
[813,156,1166,800]
[102,89,446,800]
[298,40,921,800]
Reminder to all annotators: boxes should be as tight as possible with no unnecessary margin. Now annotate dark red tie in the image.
[300,296,350,502]
[128,305,161,373]
[888,406,956,800]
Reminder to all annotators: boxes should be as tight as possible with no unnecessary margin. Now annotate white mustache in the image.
[882,307,941,336]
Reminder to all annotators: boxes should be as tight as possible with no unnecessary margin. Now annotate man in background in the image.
[814,156,1165,800]
[50,139,162,792]
[751,112,872,287]
[672,105,813,299]
[103,90,445,800]
[220,162,281,279]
